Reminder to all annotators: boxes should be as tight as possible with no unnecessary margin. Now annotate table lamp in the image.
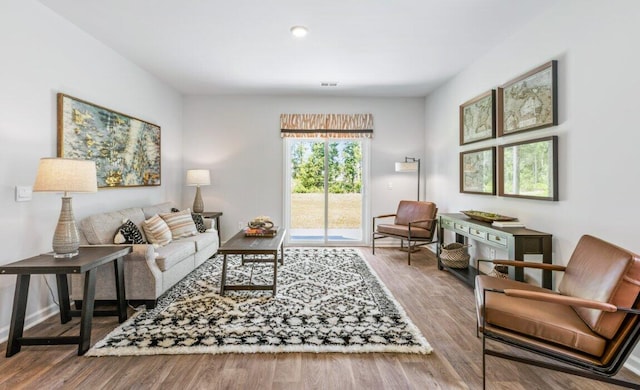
[395,157,421,201]
[186,169,210,213]
[33,158,97,258]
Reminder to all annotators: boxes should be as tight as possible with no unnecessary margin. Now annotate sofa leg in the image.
[144,300,157,310]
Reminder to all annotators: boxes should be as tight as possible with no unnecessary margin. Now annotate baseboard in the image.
[625,353,640,376]
[0,303,60,344]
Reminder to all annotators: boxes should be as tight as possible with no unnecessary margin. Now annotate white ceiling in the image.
[39,0,559,97]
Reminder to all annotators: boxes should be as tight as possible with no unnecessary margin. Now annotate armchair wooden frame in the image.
[478,259,640,389]
[371,214,438,265]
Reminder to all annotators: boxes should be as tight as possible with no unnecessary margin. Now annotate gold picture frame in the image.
[57,93,161,188]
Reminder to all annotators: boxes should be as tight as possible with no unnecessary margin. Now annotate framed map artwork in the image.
[460,147,496,195]
[57,93,161,188]
[460,90,495,145]
[498,60,558,136]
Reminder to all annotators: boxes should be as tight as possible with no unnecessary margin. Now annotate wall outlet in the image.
[489,248,496,260]
[387,182,393,190]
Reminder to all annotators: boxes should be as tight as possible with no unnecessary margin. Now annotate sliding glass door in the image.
[285,138,368,245]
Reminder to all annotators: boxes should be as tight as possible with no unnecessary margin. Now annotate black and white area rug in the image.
[87,247,432,356]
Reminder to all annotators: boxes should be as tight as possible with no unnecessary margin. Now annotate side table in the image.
[0,245,131,356]
[201,211,223,243]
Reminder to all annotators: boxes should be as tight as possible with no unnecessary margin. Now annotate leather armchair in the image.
[372,200,438,265]
[476,235,640,389]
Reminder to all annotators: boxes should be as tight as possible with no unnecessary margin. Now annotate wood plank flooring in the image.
[1,247,638,389]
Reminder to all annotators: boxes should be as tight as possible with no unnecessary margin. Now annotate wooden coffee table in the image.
[218,228,286,296]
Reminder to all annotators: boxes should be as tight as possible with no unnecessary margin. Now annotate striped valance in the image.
[280,113,374,138]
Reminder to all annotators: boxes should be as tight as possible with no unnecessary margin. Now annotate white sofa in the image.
[70,202,219,308]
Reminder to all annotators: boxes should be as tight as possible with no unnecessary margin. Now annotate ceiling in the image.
[39,0,559,97]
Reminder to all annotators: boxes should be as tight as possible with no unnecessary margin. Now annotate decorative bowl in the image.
[460,210,517,223]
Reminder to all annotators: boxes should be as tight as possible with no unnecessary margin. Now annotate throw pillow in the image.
[160,208,198,239]
[192,213,207,233]
[113,219,147,245]
[142,214,172,246]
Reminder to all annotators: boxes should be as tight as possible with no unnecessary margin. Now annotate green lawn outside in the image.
[291,193,361,229]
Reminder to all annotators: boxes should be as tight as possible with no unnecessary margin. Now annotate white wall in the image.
[0,0,183,341]
[423,0,640,370]
[182,96,425,242]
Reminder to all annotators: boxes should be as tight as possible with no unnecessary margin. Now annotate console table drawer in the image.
[488,233,507,247]
[441,219,454,229]
[469,228,487,240]
[454,223,469,233]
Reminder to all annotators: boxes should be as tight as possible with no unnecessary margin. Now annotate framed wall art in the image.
[460,89,496,145]
[460,147,496,195]
[57,93,161,188]
[497,60,558,136]
[498,136,558,201]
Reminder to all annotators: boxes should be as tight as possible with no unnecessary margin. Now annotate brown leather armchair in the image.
[476,235,640,389]
[372,200,438,265]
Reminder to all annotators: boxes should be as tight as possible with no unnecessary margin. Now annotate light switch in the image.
[387,182,393,190]
[15,185,32,202]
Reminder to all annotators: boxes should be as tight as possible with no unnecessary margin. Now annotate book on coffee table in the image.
[244,226,279,237]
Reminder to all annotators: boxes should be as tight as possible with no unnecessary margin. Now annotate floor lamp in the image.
[395,157,421,201]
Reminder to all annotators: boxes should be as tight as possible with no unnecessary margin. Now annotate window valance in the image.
[280,113,373,138]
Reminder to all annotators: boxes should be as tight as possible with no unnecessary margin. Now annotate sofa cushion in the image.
[558,235,640,339]
[155,241,195,271]
[142,202,175,219]
[476,275,607,357]
[142,215,172,246]
[81,207,147,245]
[178,231,218,252]
[160,209,198,239]
[113,219,147,244]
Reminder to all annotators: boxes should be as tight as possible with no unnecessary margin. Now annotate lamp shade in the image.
[186,169,211,186]
[33,158,97,193]
[395,162,418,172]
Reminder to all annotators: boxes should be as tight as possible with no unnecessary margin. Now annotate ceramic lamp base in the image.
[51,196,80,258]
[192,185,204,213]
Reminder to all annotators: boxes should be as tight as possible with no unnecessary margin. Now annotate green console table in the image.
[438,213,553,289]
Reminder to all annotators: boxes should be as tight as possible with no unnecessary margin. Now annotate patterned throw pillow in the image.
[113,219,147,244]
[142,214,172,246]
[192,213,207,233]
[160,208,198,239]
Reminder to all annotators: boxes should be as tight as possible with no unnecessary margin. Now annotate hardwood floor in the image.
[1,247,638,389]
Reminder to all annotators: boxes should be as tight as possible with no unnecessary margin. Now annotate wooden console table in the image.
[0,246,131,356]
[438,213,552,289]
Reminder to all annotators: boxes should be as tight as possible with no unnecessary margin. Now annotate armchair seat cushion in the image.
[376,223,432,239]
[476,275,607,357]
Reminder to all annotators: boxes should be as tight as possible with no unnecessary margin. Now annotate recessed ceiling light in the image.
[290,25,308,38]
[320,82,338,87]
